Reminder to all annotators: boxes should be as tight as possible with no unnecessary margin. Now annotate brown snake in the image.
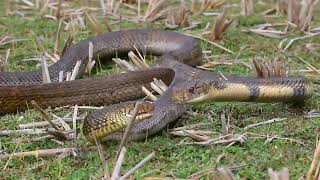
[0,30,313,142]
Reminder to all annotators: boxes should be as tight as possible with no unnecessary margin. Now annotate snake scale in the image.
[0,30,313,142]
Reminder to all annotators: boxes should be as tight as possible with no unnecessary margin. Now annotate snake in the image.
[0,29,313,142]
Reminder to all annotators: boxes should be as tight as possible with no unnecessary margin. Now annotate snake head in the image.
[171,80,215,104]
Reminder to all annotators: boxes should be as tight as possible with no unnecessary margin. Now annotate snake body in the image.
[0,30,313,142]
[0,30,202,113]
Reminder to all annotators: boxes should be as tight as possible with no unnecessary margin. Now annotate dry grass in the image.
[286,0,320,32]
[0,0,319,179]
[240,0,254,16]
[191,0,225,14]
[209,10,233,42]
[166,1,190,28]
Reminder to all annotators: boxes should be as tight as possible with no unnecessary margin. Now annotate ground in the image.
[0,0,319,179]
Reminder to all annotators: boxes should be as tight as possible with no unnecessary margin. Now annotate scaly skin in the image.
[171,75,313,104]
[0,30,313,142]
[0,30,202,113]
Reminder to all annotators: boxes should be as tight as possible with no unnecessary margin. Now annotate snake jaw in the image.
[185,92,211,104]
[172,76,315,105]
[171,80,212,104]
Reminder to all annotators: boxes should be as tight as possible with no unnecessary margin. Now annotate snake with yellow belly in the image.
[0,30,314,142]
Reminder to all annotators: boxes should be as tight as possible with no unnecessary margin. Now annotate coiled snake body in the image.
[0,30,313,142]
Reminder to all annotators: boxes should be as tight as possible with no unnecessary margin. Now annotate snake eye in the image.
[189,87,195,93]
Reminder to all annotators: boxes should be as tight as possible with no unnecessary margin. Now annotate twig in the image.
[32,101,59,131]
[113,0,123,15]
[243,118,287,130]
[61,35,73,56]
[0,147,97,160]
[41,55,51,83]
[72,105,78,138]
[287,0,293,28]
[115,102,143,159]
[33,32,58,63]
[188,164,246,179]
[241,0,254,16]
[169,129,216,137]
[137,0,141,19]
[290,54,320,75]
[182,22,201,31]
[4,49,10,67]
[248,29,286,39]
[54,19,63,56]
[113,58,136,71]
[3,143,19,170]
[111,147,127,180]
[144,0,167,21]
[107,0,115,13]
[170,122,209,131]
[247,132,306,146]
[181,130,211,142]
[104,16,112,32]
[150,81,165,95]
[216,153,226,163]
[184,33,235,54]
[0,128,47,136]
[85,12,102,35]
[86,41,94,76]
[66,72,71,81]
[52,114,72,132]
[55,0,62,20]
[304,110,320,119]
[306,140,320,180]
[18,117,83,129]
[78,106,104,110]
[0,49,10,71]
[149,78,168,96]
[58,71,64,82]
[210,10,233,42]
[120,152,156,180]
[128,51,149,69]
[216,167,235,179]
[0,36,28,46]
[302,0,320,31]
[269,168,290,180]
[220,112,229,135]
[26,135,56,143]
[281,32,320,51]
[185,134,246,146]
[70,60,81,81]
[152,78,168,92]
[31,100,70,140]
[92,132,110,180]
[142,86,158,101]
[100,0,107,16]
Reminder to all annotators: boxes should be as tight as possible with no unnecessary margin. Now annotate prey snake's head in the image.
[171,80,218,104]
[172,77,314,104]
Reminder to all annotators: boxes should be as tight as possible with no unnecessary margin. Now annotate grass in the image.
[0,0,319,179]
